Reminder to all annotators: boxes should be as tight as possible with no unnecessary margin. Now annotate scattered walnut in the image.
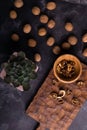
[65,22,73,32]
[49,92,58,99]
[72,97,80,106]
[76,80,85,87]
[40,14,48,24]
[23,24,32,34]
[38,28,47,36]
[47,37,55,46]
[82,33,87,43]
[28,39,37,47]
[32,6,41,16]
[52,78,58,85]
[66,89,72,95]
[34,53,41,62]
[62,42,71,49]
[57,98,64,104]
[14,0,24,8]
[46,2,56,10]
[9,10,17,19]
[47,19,56,29]
[57,90,66,99]
[52,46,61,55]
[82,48,87,57]
[68,36,78,45]
[11,33,20,42]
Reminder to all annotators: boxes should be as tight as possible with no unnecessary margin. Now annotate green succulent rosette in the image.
[1,51,37,91]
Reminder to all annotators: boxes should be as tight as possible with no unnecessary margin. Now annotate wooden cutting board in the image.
[26,63,87,130]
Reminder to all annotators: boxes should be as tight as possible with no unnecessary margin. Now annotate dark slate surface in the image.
[64,0,87,4]
[0,0,87,130]
[0,78,39,130]
[69,101,87,130]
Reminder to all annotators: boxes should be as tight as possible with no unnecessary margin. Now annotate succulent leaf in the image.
[22,82,30,91]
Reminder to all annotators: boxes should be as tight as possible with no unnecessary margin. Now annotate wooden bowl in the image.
[53,54,82,83]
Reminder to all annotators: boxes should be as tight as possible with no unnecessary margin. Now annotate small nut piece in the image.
[40,14,48,24]
[50,92,58,99]
[77,80,85,87]
[82,33,87,43]
[11,33,19,42]
[66,89,72,95]
[62,42,71,49]
[47,19,56,29]
[65,22,73,32]
[82,48,87,57]
[52,78,58,85]
[57,98,64,104]
[28,39,37,47]
[34,53,41,62]
[14,0,24,8]
[38,28,47,36]
[23,24,32,34]
[68,36,78,45]
[47,37,55,46]
[72,97,80,106]
[57,90,66,99]
[32,6,40,16]
[9,10,17,19]
[46,2,56,10]
[52,46,61,55]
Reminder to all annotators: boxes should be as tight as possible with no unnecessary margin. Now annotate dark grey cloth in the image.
[0,79,39,130]
[69,101,87,130]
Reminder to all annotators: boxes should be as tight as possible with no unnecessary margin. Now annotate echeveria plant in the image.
[1,51,37,91]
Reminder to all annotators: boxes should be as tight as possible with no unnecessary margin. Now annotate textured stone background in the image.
[64,0,87,4]
[0,79,39,130]
[0,0,87,130]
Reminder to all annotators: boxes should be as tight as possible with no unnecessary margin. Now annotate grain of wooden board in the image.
[26,63,87,130]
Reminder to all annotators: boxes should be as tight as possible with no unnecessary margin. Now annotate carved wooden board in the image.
[26,63,87,130]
